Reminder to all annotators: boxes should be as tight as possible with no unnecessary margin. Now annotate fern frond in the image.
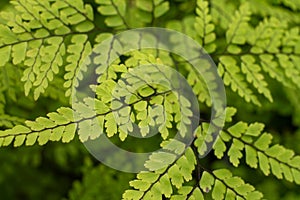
[134,0,169,26]
[218,56,261,106]
[213,120,300,184]
[248,17,286,54]
[186,63,211,106]
[96,0,170,28]
[248,18,300,89]
[0,97,100,146]
[64,34,92,97]
[96,0,129,29]
[0,0,95,100]
[124,137,263,200]
[241,55,272,102]
[210,0,236,29]
[194,0,216,53]
[123,140,196,200]
[217,14,300,105]
[0,1,299,198]
[0,107,76,147]
[166,12,214,107]
[215,3,270,106]
[21,36,65,100]
[198,169,263,200]
[91,50,194,140]
[225,3,250,46]
[0,60,194,148]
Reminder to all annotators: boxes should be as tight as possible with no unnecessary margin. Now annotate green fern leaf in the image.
[96,0,128,29]
[226,3,251,45]
[241,55,273,102]
[123,141,196,200]
[219,56,261,106]
[194,0,216,53]
[215,118,300,184]
[0,106,78,147]
[0,0,95,100]
[64,34,92,97]
[135,0,169,26]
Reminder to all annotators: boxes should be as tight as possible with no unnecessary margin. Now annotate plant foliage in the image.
[0,0,300,199]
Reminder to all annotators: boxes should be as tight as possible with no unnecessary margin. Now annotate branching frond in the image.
[194,0,216,53]
[123,140,196,200]
[96,0,129,29]
[0,0,95,100]
[214,3,300,106]
[213,117,300,185]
